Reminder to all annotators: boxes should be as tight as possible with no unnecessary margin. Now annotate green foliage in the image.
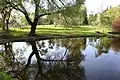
[50,4,88,26]
[96,37,111,56]
[0,0,12,30]
[102,6,120,26]
[88,6,120,29]
[82,7,88,25]
[6,0,86,25]
[0,72,12,80]
[88,14,98,26]
[38,17,53,25]
[5,0,87,35]
[20,16,29,26]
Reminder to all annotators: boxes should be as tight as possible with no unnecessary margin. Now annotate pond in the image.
[0,37,120,80]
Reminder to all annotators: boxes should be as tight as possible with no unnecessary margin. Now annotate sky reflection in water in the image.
[0,37,120,80]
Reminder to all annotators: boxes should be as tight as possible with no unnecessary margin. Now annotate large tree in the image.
[6,0,85,36]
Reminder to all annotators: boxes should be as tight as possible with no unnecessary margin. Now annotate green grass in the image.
[1,25,111,38]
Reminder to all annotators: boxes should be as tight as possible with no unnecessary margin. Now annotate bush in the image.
[0,72,12,80]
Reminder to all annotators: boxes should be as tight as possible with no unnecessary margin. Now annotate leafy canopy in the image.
[6,0,85,24]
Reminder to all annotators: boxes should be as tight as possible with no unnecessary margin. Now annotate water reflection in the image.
[111,37,120,52]
[0,38,86,80]
[0,37,120,80]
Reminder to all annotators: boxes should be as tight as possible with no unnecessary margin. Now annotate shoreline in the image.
[0,34,119,44]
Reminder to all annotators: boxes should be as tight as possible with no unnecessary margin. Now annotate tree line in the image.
[88,5,120,28]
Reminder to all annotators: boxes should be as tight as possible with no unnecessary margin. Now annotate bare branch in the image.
[6,1,24,13]
[51,0,61,9]
[38,10,60,18]
[61,49,68,60]
[6,0,33,25]
[33,0,40,17]
[48,0,69,25]
[59,0,66,7]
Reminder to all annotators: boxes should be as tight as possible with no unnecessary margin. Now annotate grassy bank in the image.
[8,25,110,37]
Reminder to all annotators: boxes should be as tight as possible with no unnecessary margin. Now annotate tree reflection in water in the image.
[111,37,120,52]
[0,38,86,80]
[0,42,26,79]
[95,37,111,57]
[88,37,120,57]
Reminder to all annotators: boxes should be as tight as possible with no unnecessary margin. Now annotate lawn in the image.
[8,25,110,37]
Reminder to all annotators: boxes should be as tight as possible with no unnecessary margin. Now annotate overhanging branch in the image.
[38,10,60,18]
[6,1,24,14]
[6,0,33,25]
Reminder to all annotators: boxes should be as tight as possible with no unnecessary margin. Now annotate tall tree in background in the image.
[0,0,12,31]
[82,7,88,25]
[6,0,85,36]
[88,14,98,26]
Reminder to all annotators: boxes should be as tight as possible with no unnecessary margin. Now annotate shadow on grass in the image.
[9,27,95,36]
[20,26,94,31]
[21,27,72,30]
[0,26,97,39]
[10,30,28,36]
[0,30,28,39]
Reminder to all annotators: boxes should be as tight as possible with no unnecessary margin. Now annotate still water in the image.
[0,37,120,80]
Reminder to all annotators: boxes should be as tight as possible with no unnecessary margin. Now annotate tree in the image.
[88,14,98,26]
[82,7,88,25]
[95,37,111,57]
[102,6,120,27]
[112,17,120,32]
[49,4,88,26]
[0,0,12,31]
[6,0,85,36]
[20,15,29,26]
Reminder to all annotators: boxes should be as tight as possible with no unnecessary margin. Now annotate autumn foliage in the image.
[112,17,120,32]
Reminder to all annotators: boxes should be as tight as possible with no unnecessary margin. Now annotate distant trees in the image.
[102,6,120,26]
[20,16,29,26]
[88,14,98,26]
[99,6,120,32]
[82,7,88,25]
[88,5,120,31]
[0,0,12,31]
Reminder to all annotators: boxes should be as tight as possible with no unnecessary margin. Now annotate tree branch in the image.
[38,10,60,18]
[6,0,33,25]
[25,52,35,69]
[47,0,69,25]
[33,0,40,17]
[61,49,67,60]
[6,1,24,13]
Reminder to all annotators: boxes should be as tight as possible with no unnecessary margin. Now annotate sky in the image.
[85,0,120,14]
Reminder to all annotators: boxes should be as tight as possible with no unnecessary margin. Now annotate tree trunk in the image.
[6,19,9,30]
[2,20,5,31]
[29,18,39,36]
[29,24,37,36]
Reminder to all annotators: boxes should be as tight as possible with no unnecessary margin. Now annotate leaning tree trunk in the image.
[2,20,5,31]
[29,24,37,36]
[6,19,9,30]
[29,18,39,36]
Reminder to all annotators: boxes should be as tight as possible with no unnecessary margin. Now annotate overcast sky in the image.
[85,0,120,14]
